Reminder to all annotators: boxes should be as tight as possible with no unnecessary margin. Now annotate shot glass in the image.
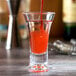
[23,12,55,72]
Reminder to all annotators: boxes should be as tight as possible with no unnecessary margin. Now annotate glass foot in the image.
[29,64,48,72]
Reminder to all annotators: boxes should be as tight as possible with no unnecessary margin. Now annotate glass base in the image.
[29,51,48,72]
[29,64,48,72]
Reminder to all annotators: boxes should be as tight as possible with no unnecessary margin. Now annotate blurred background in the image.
[0,0,63,42]
[0,0,76,55]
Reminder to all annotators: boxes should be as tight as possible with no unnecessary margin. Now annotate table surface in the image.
[0,40,76,76]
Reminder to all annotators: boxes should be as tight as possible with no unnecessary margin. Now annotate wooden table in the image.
[0,40,76,76]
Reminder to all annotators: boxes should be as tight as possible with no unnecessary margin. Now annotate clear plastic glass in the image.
[23,12,55,72]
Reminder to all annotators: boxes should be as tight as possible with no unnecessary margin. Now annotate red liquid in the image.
[30,30,48,54]
[41,0,44,15]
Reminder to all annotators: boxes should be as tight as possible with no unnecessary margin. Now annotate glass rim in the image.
[23,12,55,15]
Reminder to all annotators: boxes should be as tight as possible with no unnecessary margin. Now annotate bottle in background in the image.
[0,0,9,42]
[18,0,30,39]
[63,0,76,40]
[0,13,8,42]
